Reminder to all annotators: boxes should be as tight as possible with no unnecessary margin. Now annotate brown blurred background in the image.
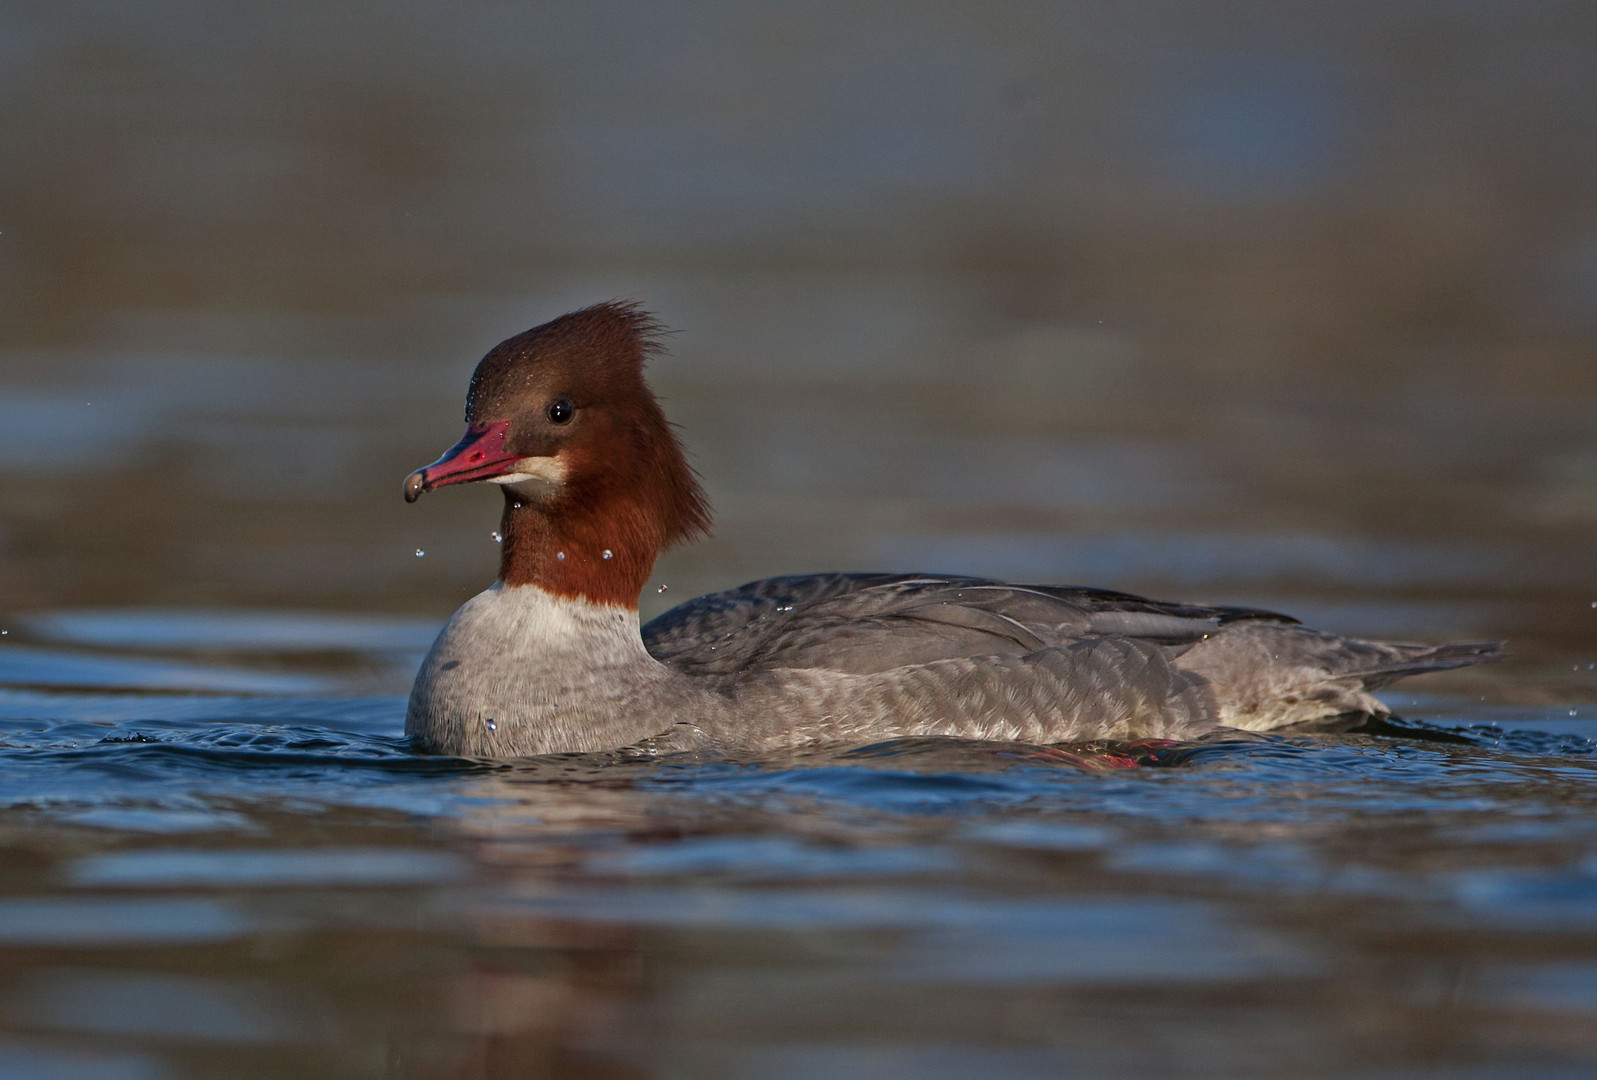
[1,0,1593,695]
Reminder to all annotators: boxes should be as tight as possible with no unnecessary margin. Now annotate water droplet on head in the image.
[556,551,565,561]
[485,717,497,731]
[491,531,502,543]
[415,549,425,558]
[602,549,614,560]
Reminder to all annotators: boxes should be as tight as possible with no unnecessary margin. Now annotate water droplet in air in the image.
[602,549,614,560]
[491,531,502,543]
[485,718,497,731]
[415,549,425,557]
[556,551,565,561]
[657,585,669,594]
[1571,710,1579,717]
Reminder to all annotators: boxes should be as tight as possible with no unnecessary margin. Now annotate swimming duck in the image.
[402,302,1498,757]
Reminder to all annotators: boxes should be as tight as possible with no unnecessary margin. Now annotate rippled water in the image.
[0,617,1591,1078]
[4,1,1597,1077]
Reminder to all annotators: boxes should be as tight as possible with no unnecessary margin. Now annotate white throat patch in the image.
[486,454,567,497]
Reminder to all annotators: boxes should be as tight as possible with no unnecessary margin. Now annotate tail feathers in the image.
[1345,640,1506,690]
[1187,629,1506,732]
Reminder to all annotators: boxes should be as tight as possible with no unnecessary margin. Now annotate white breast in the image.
[405,584,679,756]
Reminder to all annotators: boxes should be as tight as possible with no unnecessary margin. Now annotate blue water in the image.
[3,1,1595,1075]
[0,616,1592,1079]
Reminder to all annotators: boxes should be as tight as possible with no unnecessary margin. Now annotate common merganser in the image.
[401,302,1500,758]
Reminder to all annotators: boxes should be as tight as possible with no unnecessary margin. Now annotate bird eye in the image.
[547,397,574,425]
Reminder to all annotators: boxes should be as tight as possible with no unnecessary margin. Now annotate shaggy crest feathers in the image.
[473,302,710,604]
[464,300,670,422]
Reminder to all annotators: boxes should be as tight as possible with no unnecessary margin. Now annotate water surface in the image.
[2,1,1595,1077]
[0,619,1591,1078]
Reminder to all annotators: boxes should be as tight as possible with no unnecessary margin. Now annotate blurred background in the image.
[4,6,1597,1078]
[1,0,1594,689]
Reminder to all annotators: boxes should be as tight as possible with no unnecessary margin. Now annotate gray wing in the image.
[642,572,1296,677]
[724,635,1225,747]
[644,572,1503,733]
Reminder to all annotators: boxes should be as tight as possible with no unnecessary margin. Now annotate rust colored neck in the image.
[497,492,657,607]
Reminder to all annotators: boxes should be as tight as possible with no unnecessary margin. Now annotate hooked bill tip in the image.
[403,470,428,503]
